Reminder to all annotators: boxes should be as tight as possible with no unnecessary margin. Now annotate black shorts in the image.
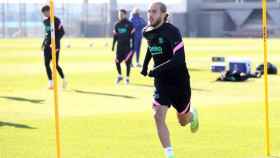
[115,50,133,63]
[153,79,191,115]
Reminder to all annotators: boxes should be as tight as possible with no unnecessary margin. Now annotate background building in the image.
[0,0,279,38]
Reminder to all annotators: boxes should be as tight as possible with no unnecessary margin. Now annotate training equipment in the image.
[256,63,278,75]
[228,57,251,74]
[211,57,226,72]
[104,42,109,47]
[63,80,68,89]
[262,0,271,156]
[49,1,62,158]
[216,70,249,82]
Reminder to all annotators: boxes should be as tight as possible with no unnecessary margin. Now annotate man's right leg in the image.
[115,61,122,75]
[153,101,175,158]
[153,104,170,148]
[115,53,123,84]
[44,48,53,89]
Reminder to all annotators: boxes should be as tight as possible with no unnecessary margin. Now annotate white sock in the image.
[118,74,122,78]
[190,107,195,121]
[164,147,174,158]
[48,80,53,85]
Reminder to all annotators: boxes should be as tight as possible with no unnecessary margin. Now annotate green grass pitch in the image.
[0,38,279,158]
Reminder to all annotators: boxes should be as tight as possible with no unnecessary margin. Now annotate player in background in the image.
[112,9,135,85]
[41,5,67,89]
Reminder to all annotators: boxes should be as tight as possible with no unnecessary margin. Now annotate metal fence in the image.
[3,0,277,38]
[0,0,188,38]
[0,1,113,38]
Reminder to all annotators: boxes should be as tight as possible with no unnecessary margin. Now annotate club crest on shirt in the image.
[158,37,164,44]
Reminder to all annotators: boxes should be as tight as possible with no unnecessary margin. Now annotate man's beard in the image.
[151,18,163,27]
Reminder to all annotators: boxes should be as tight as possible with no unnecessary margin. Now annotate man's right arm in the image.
[141,47,152,76]
[42,20,48,50]
[112,25,118,51]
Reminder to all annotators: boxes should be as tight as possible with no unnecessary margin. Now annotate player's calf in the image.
[177,111,192,127]
[177,106,199,133]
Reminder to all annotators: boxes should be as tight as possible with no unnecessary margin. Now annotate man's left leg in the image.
[124,51,133,85]
[176,99,199,133]
[55,51,67,89]
[172,84,199,133]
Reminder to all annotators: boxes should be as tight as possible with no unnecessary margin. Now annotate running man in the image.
[41,5,67,89]
[112,9,135,85]
[141,2,199,158]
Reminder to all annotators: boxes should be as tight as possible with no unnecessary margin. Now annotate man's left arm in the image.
[55,18,65,40]
[149,28,185,77]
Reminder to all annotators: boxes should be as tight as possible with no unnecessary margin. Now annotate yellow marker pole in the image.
[262,0,271,156]
[49,1,62,158]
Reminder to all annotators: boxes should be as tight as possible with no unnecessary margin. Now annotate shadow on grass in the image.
[73,89,136,99]
[192,88,210,92]
[189,68,207,72]
[0,96,45,104]
[0,121,36,129]
[131,83,153,88]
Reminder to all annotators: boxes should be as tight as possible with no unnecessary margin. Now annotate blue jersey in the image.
[130,15,146,38]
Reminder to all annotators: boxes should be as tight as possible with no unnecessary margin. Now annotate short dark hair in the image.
[120,9,127,15]
[41,5,50,13]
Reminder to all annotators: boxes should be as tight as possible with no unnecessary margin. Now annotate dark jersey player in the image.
[112,9,135,85]
[41,5,67,90]
[140,2,199,158]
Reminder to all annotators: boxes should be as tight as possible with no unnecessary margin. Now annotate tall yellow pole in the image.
[261,0,271,156]
[49,1,62,158]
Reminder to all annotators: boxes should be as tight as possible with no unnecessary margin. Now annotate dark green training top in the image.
[42,16,65,49]
[142,22,190,85]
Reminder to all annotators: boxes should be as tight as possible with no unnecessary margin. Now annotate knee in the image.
[154,111,164,124]
[45,62,50,68]
[125,61,131,66]
[177,112,192,127]
[56,65,61,69]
